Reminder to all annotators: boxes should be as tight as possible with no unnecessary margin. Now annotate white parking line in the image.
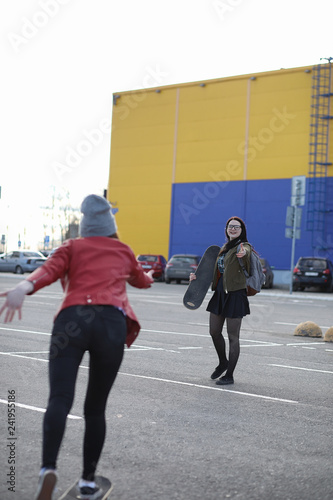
[0,399,82,420]
[0,352,48,362]
[0,350,298,404]
[140,299,183,306]
[276,322,330,329]
[119,372,298,404]
[7,351,49,355]
[268,364,333,374]
[178,347,203,350]
[0,326,50,336]
[128,345,181,354]
[142,328,207,338]
[287,342,323,346]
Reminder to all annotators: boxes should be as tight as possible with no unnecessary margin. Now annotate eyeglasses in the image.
[228,225,241,230]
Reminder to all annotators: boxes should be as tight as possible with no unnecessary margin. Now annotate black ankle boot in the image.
[216,374,234,385]
[210,361,228,380]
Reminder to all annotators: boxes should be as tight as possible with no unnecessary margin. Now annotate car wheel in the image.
[165,277,171,284]
[176,279,181,284]
[15,266,24,274]
[300,286,305,291]
[292,284,298,291]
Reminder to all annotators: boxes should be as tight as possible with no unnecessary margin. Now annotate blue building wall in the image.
[169,178,333,270]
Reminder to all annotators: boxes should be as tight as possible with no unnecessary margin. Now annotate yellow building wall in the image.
[174,68,313,183]
[108,88,177,257]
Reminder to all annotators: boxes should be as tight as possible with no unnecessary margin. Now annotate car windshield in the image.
[299,259,327,270]
[138,255,158,262]
[171,256,197,264]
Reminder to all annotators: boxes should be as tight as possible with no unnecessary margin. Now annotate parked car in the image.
[165,254,201,284]
[292,257,333,292]
[0,250,47,274]
[260,258,274,288]
[137,254,167,281]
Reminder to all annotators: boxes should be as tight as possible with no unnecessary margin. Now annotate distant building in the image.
[108,62,333,270]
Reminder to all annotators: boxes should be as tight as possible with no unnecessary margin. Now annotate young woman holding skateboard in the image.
[0,194,154,500]
[190,216,251,385]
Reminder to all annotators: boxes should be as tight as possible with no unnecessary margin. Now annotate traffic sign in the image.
[291,176,306,206]
[286,206,302,228]
[285,227,301,239]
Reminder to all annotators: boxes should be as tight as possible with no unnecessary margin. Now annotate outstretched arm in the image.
[0,281,34,323]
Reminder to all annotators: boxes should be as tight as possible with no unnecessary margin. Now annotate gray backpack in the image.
[237,245,266,296]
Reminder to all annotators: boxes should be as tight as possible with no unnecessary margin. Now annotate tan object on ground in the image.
[294,321,322,338]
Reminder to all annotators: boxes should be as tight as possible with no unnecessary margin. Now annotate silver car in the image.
[0,250,47,274]
[165,254,201,284]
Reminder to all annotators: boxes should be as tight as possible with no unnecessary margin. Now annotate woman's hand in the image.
[189,273,196,282]
[0,281,34,323]
[236,243,246,258]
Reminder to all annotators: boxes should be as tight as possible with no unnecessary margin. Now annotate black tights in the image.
[42,305,126,481]
[209,313,242,377]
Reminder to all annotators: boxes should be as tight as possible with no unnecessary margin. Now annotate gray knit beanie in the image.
[80,194,117,237]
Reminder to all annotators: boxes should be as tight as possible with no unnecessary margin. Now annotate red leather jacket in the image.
[26,237,153,347]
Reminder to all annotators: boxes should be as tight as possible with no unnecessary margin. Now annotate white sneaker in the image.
[35,469,58,500]
[77,484,102,499]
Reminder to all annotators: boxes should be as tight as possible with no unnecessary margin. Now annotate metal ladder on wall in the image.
[306,58,333,252]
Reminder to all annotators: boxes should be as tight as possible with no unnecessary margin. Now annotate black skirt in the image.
[206,276,250,318]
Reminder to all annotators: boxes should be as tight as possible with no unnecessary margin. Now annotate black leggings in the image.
[42,305,126,480]
[209,313,242,377]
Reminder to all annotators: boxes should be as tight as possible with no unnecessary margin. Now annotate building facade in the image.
[108,63,333,270]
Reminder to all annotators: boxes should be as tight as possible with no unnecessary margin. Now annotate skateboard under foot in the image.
[58,476,113,500]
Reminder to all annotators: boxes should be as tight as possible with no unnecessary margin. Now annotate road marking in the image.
[276,322,330,329]
[0,326,50,336]
[118,372,298,404]
[139,299,183,306]
[178,347,203,350]
[0,350,298,403]
[0,352,48,362]
[142,328,207,338]
[127,345,181,354]
[0,399,82,420]
[268,364,333,374]
[29,301,56,306]
[7,351,49,355]
[287,342,323,346]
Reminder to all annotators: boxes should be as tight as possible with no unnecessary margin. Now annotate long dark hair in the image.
[220,216,248,254]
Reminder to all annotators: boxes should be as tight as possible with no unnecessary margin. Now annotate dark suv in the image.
[292,257,333,292]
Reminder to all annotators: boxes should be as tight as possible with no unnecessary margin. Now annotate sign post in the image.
[286,176,306,294]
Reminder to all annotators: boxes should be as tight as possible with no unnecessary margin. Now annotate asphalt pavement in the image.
[0,274,332,500]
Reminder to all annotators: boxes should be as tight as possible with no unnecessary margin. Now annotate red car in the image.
[136,254,167,281]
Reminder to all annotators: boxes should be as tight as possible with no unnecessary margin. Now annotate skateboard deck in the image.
[58,476,112,500]
[183,245,220,310]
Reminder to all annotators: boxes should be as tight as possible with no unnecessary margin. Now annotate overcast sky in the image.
[1,0,332,248]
